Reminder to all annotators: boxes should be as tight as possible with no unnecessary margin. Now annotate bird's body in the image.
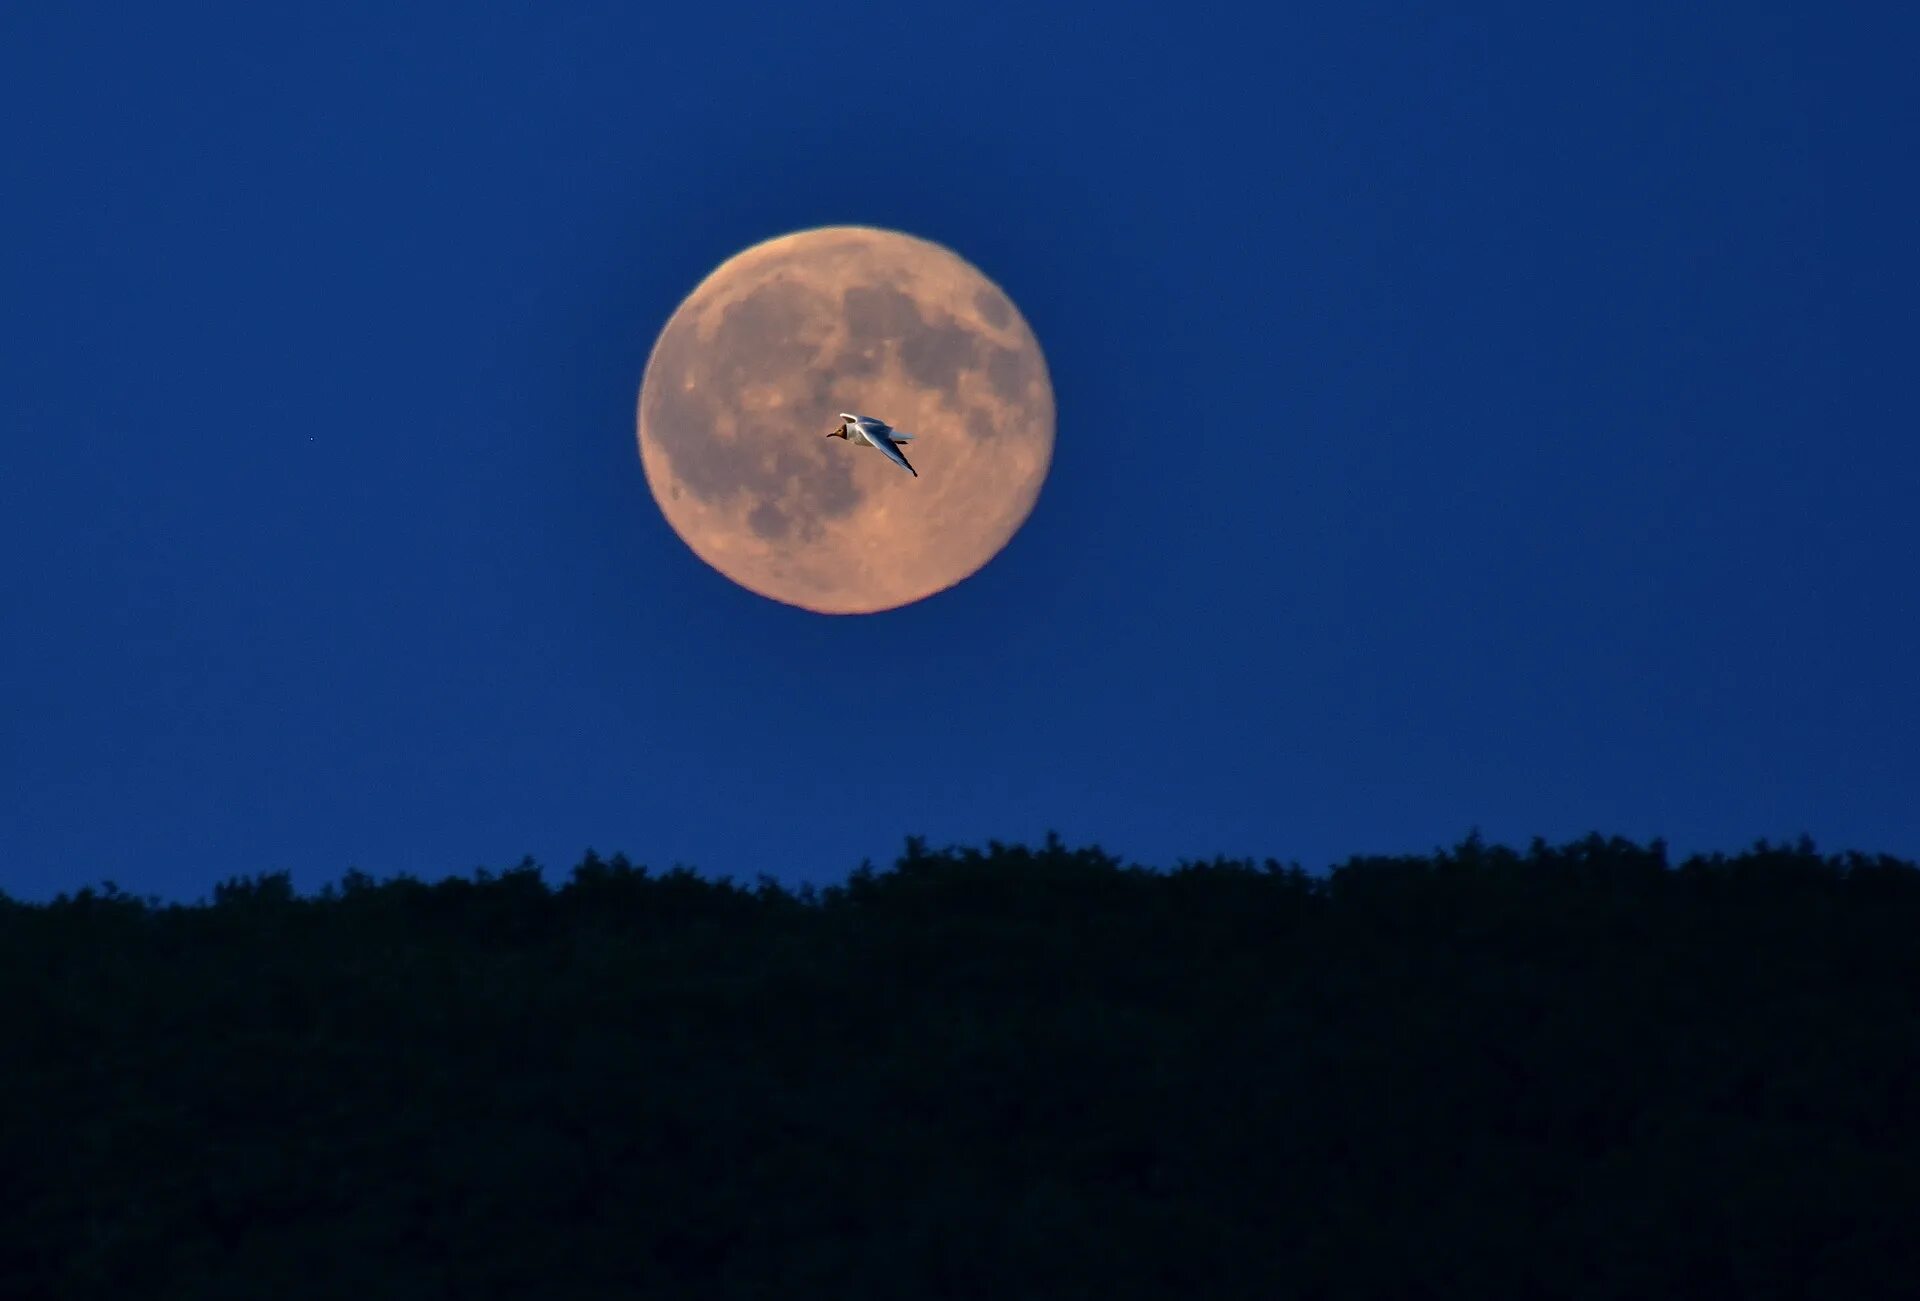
[827,412,918,476]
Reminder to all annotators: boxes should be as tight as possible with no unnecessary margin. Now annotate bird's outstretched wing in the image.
[872,435,917,477]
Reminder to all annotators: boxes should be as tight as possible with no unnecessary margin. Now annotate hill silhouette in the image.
[4,832,1917,1298]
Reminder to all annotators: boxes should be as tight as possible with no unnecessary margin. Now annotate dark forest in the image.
[6,833,1917,1298]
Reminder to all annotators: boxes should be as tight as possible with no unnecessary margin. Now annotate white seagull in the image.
[826,412,918,477]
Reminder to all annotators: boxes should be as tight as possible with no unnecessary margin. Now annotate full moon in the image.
[637,226,1055,614]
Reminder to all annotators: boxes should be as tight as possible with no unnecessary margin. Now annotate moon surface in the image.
[637,226,1055,614]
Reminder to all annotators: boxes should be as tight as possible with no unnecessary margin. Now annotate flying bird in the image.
[827,412,918,477]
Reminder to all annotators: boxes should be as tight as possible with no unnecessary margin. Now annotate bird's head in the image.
[826,415,850,439]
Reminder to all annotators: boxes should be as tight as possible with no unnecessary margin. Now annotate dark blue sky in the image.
[4,3,1915,902]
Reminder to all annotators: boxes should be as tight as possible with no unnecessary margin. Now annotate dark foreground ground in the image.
[4,833,1918,1298]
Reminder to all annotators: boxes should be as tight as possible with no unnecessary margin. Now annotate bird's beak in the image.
[826,424,842,438]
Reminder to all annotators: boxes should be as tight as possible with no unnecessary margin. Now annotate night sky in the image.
[4,3,1915,903]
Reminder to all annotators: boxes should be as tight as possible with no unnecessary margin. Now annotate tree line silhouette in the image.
[4,832,1917,1298]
